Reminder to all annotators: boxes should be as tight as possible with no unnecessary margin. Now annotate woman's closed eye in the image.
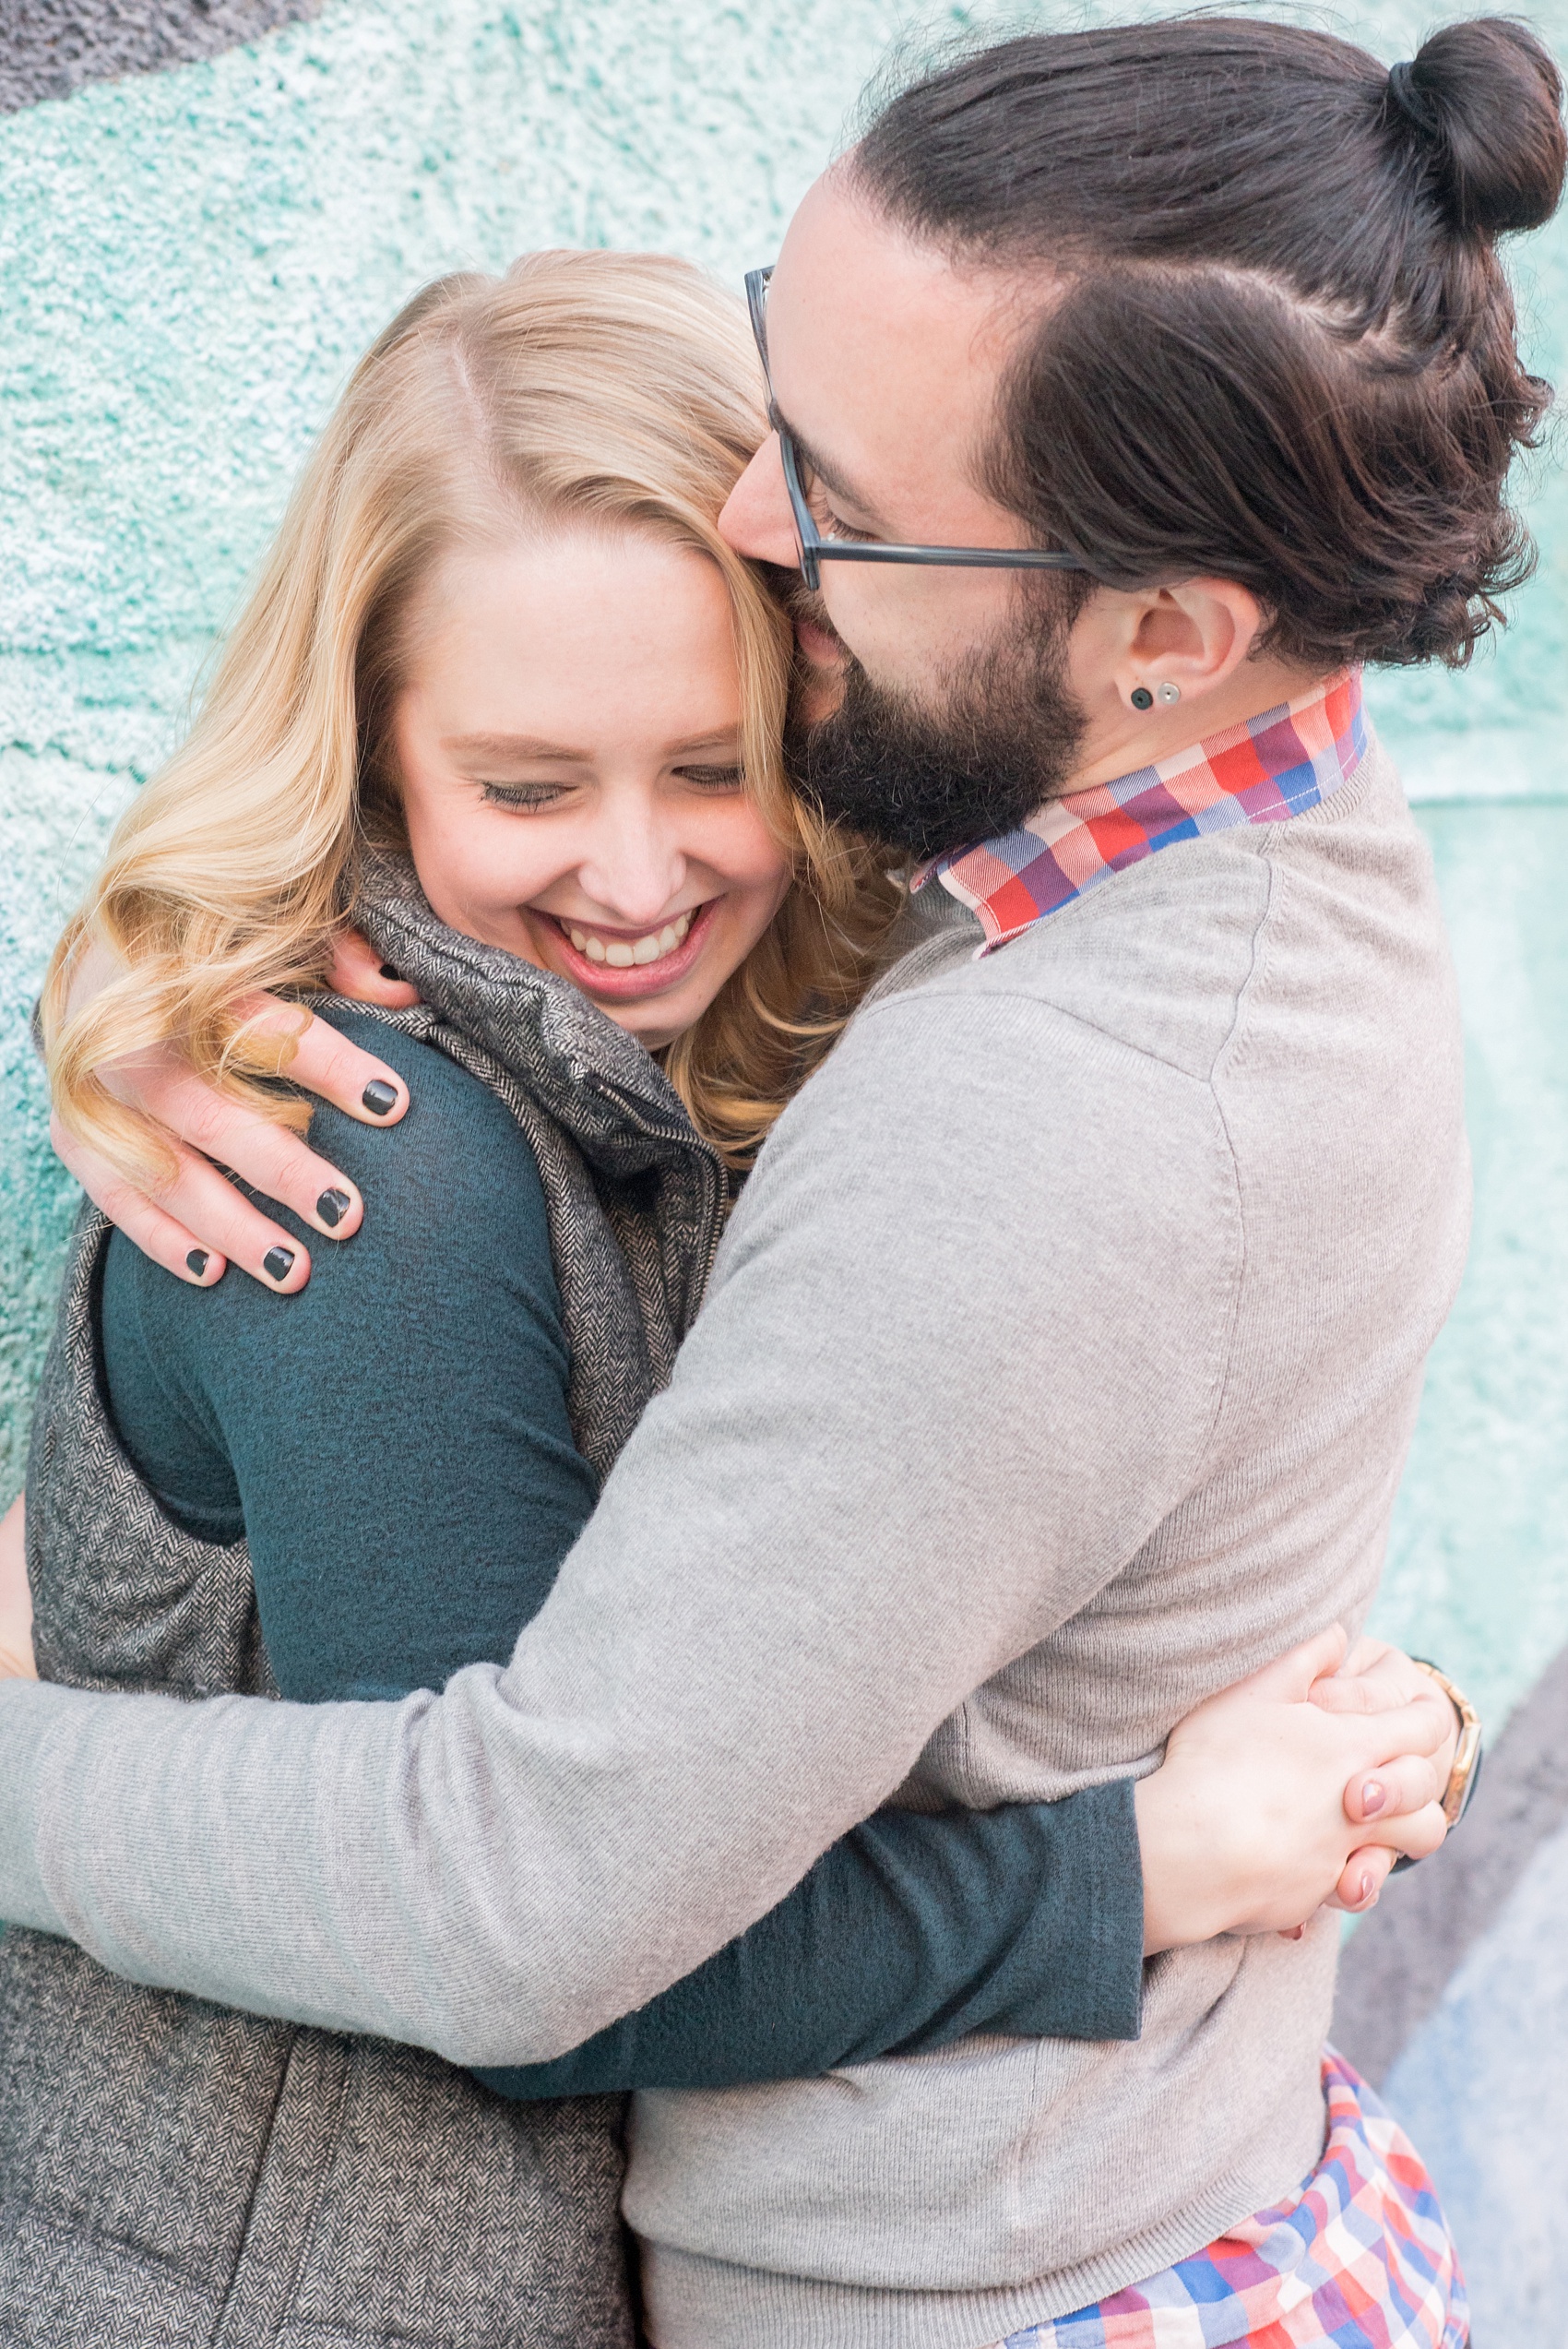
[674,763,745,792]
[481,780,574,811]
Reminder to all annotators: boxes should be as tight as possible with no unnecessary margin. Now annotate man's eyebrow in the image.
[775,409,888,525]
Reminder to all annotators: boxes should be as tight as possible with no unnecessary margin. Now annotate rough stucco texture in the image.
[1,0,1565,1730]
[0,0,325,115]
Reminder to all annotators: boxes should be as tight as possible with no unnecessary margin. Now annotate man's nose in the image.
[719,434,802,569]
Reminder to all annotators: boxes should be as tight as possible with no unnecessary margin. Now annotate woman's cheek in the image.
[455,830,550,917]
[409,831,530,947]
[706,807,792,895]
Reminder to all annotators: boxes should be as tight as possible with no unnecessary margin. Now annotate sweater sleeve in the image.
[0,982,1220,2060]
[88,1002,1145,2069]
[478,1779,1142,2093]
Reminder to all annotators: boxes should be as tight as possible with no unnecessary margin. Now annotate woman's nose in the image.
[576,817,688,930]
[719,435,802,571]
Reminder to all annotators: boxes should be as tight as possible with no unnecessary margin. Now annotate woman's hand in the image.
[0,1496,37,1681]
[49,932,417,1290]
[1135,1626,1457,1953]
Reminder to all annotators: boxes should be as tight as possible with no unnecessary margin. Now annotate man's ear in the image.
[1113,578,1268,709]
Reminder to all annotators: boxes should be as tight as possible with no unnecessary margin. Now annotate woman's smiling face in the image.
[393,529,792,1052]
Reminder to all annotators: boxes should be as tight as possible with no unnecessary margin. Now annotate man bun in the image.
[1385,18,1565,238]
[853,17,1564,674]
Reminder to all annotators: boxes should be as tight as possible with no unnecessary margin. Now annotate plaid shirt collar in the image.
[918,668,1366,956]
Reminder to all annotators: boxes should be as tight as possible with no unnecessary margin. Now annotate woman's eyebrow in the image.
[444,733,593,760]
[443,733,742,762]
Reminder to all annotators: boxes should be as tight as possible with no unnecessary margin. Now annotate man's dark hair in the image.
[851,16,1566,670]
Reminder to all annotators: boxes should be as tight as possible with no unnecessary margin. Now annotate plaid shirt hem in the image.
[980,2052,1467,2349]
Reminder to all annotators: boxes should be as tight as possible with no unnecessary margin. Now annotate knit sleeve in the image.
[98,1007,600,1703]
[89,1003,1145,2075]
[478,1777,1143,2093]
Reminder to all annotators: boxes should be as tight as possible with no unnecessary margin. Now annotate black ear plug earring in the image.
[1130,686,1154,711]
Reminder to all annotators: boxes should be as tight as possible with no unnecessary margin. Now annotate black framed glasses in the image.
[745,266,1092,593]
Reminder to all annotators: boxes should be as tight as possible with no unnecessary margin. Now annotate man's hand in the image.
[50,933,417,1290]
[0,1496,37,1682]
[1135,1627,1455,1953]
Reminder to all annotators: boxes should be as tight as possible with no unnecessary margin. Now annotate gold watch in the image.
[1390,1659,1481,1872]
[1410,1658,1483,1827]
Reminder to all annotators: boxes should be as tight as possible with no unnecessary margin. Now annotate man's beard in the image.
[785,590,1090,863]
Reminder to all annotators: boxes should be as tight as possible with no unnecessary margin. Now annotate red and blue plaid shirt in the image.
[980,2055,1467,2349]
[921,670,1367,952]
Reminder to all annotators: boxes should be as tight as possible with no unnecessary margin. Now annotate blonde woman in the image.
[6,253,1454,2344]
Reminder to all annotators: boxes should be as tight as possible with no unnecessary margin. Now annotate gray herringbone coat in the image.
[2,855,727,2348]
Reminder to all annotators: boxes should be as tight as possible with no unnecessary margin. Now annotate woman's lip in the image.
[541,900,718,1001]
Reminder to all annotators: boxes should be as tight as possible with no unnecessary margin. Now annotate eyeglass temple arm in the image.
[809,543,1090,570]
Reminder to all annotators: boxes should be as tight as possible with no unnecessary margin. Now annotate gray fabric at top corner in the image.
[0,0,324,116]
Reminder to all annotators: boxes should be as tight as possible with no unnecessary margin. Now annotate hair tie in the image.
[1386,58,1442,139]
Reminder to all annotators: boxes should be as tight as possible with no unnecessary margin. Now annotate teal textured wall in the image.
[2,0,1565,1729]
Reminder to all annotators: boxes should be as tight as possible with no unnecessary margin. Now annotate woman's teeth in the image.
[566,909,695,969]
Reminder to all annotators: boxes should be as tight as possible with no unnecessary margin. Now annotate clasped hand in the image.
[1136,1623,1455,1950]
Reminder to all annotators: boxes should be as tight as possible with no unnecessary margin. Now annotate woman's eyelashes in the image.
[674,763,745,792]
[479,766,745,808]
[481,781,571,810]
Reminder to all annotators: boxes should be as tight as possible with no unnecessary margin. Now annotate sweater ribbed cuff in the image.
[1069,1773,1146,2041]
[0,1678,77,1934]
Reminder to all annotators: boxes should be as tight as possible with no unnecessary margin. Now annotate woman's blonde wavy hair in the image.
[43,251,901,1178]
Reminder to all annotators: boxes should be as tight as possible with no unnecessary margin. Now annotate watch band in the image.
[1388,1658,1482,1874]
[1410,1657,1484,1829]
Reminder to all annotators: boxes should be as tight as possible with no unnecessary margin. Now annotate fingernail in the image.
[185,1249,209,1278]
[362,1079,398,1116]
[1360,1778,1386,1818]
[1359,1872,1376,1907]
[263,1246,295,1284]
[316,1187,352,1229]
[379,963,402,982]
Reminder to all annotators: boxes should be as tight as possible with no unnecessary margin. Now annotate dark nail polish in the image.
[263,1246,295,1284]
[316,1186,352,1229]
[362,1079,398,1116]
[379,963,402,982]
[185,1249,209,1278]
